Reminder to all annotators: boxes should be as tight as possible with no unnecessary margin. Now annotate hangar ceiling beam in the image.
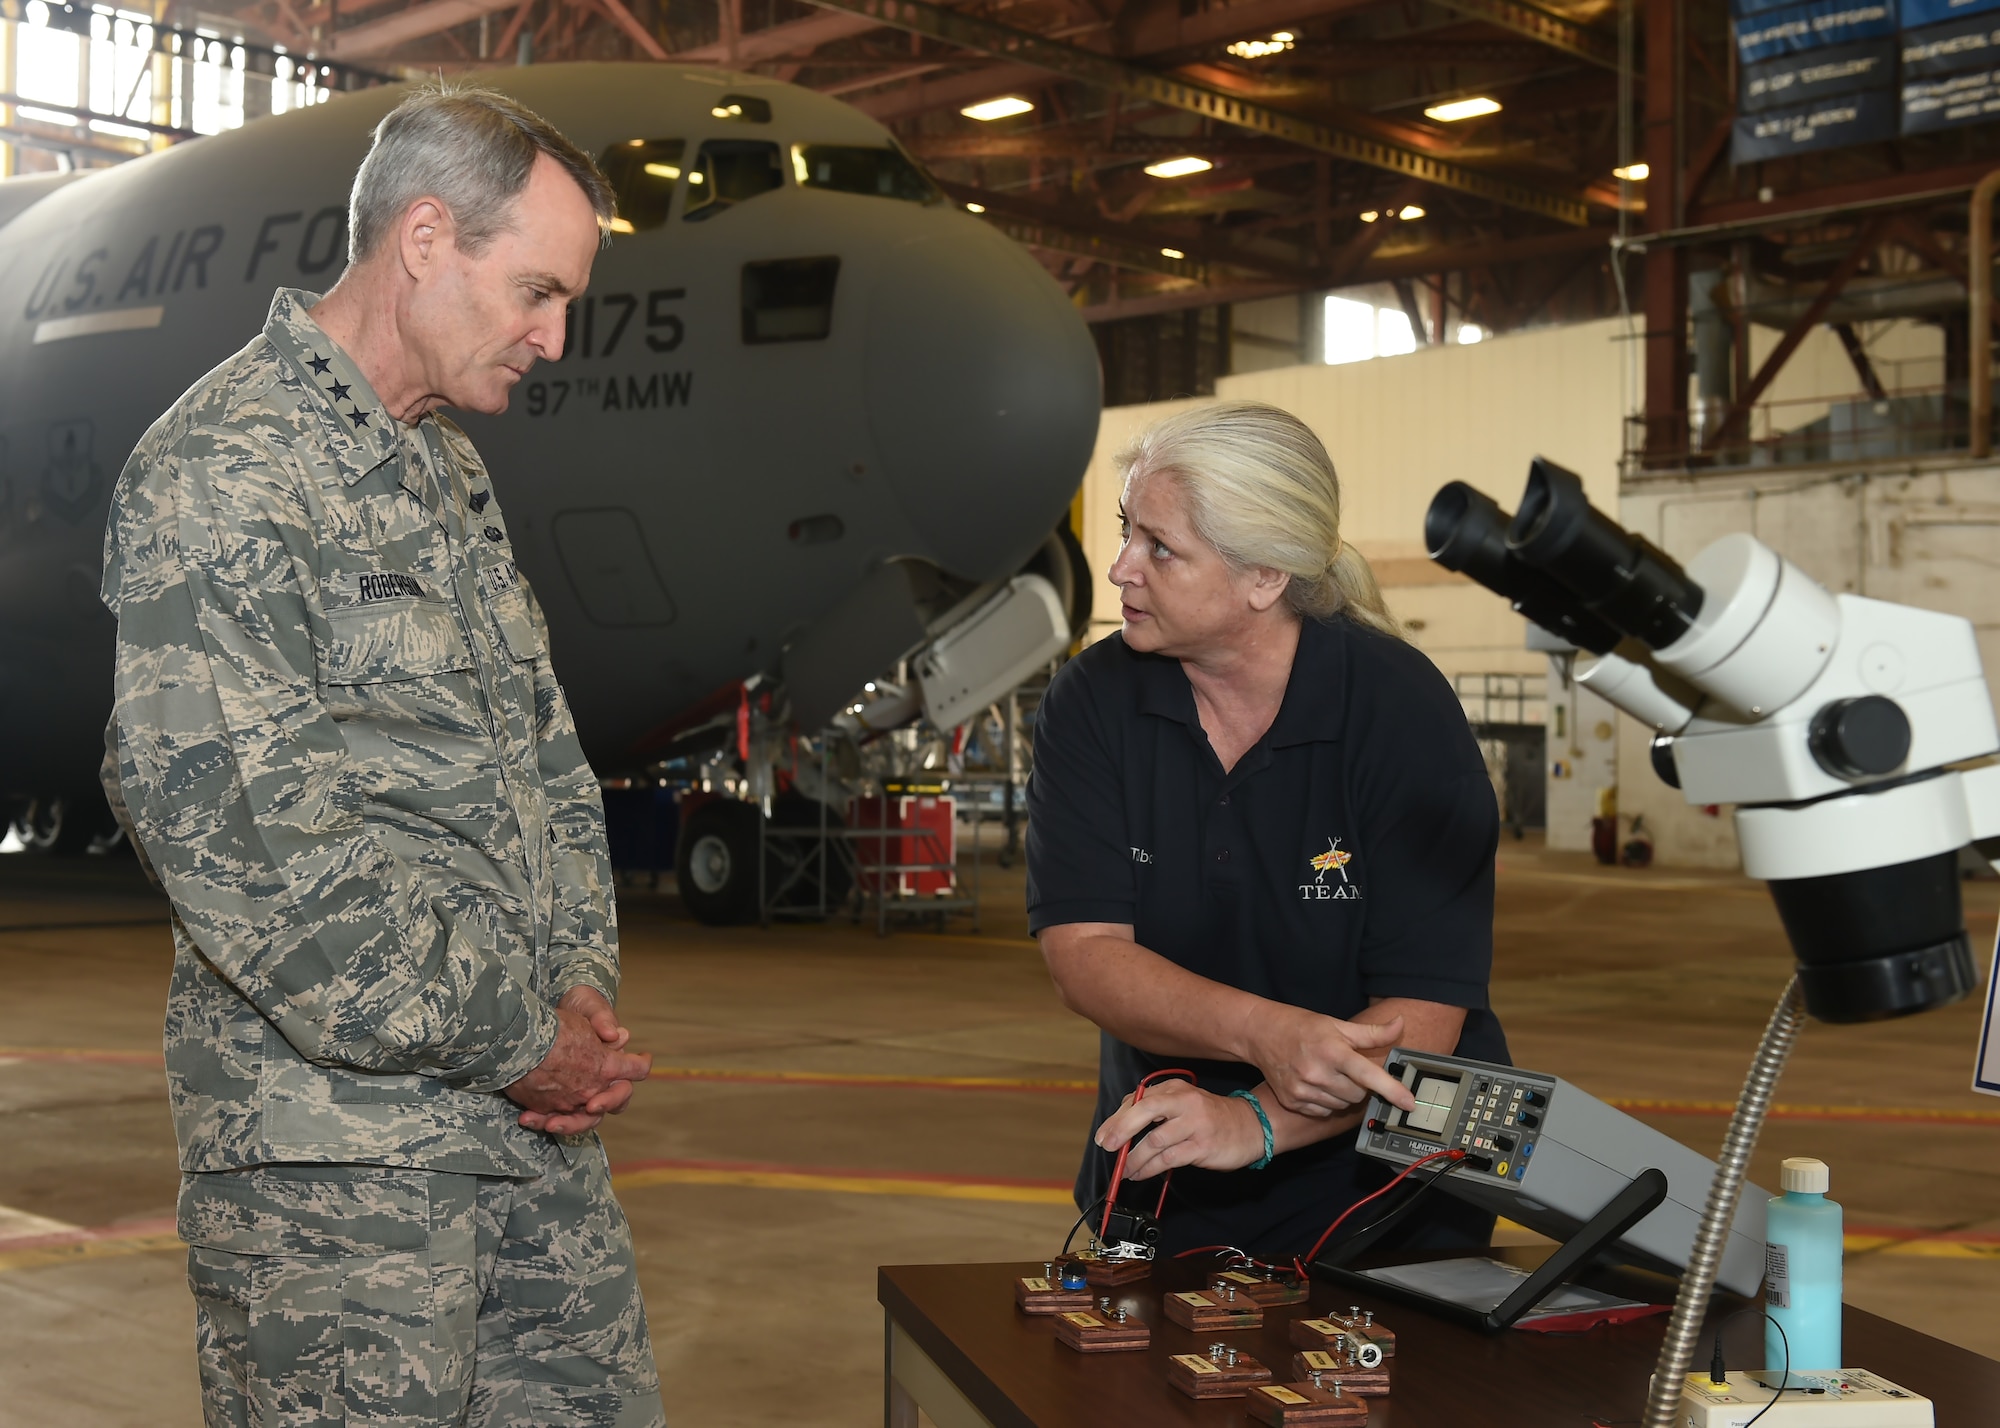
[936,178,1324,285]
[592,0,669,59]
[851,61,1049,121]
[1111,0,1388,60]
[1084,222,1613,319]
[1429,0,1617,68]
[802,0,1591,225]
[327,0,520,56]
[671,9,881,63]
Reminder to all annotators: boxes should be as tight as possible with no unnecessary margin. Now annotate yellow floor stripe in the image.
[0,1232,183,1274]
[612,1165,1072,1205]
[1844,1234,2000,1262]
[648,1066,1096,1093]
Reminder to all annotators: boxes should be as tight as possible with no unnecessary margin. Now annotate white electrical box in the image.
[1674,1370,1933,1427]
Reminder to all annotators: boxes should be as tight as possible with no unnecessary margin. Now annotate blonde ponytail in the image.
[1325,542,1402,639]
[1116,401,1403,639]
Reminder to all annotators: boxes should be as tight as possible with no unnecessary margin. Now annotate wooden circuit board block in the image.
[1290,1315,1390,1365]
[1244,1381,1371,1425]
[1211,1268,1309,1307]
[1166,1349,1273,1399]
[1290,1350,1391,1397]
[1162,1288,1264,1332]
[1014,1275,1093,1315]
[1058,1251,1151,1286]
[1053,1308,1150,1353]
[1324,1306,1396,1356]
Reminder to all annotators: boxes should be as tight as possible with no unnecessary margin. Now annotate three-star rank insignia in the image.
[328,380,351,403]
[347,408,372,429]
[307,353,332,375]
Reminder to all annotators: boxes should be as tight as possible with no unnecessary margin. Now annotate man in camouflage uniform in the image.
[100,86,665,1426]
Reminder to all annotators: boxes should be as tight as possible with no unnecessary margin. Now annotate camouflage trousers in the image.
[177,1144,665,1428]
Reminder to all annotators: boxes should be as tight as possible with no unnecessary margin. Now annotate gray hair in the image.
[348,83,614,263]
[1117,401,1403,638]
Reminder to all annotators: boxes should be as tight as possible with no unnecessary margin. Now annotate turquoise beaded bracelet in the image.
[1229,1088,1275,1170]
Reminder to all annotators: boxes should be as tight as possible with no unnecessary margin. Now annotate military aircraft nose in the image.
[863,217,1101,582]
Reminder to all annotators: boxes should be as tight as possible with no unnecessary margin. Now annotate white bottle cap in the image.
[1781,1157,1829,1193]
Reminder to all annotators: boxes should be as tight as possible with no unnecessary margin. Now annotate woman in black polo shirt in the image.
[1027,400,1507,1262]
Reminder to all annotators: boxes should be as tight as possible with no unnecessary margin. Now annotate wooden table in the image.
[879,1250,2000,1427]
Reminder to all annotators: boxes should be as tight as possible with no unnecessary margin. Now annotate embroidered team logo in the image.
[1302,837,1360,901]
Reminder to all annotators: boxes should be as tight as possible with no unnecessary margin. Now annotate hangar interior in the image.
[3,0,2000,1421]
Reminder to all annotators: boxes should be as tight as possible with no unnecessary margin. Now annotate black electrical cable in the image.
[1333,1157,1464,1249]
[1059,1196,1108,1258]
[1700,1304,1792,1428]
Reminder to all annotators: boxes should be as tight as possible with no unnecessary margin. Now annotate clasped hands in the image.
[1092,1005,1417,1181]
[506,986,652,1136]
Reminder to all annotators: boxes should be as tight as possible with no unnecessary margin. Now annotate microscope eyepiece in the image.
[1507,459,1705,650]
[1423,482,1620,654]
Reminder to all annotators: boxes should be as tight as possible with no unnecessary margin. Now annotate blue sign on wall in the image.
[1903,11,2000,73]
[1736,0,1899,64]
[1733,84,1900,159]
[1902,65,2000,127]
[1899,0,2000,31]
[1742,37,1900,109]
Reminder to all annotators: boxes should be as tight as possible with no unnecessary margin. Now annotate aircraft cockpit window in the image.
[790,144,940,205]
[741,257,840,344]
[599,139,687,233]
[709,93,773,123]
[684,140,784,223]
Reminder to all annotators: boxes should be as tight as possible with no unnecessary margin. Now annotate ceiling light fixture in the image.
[1424,95,1502,122]
[1226,31,1295,58]
[1614,162,1650,181]
[643,162,680,180]
[1160,247,1186,260]
[965,202,986,213]
[961,96,1035,121]
[608,217,635,234]
[1359,210,1379,223]
[1399,204,1426,220]
[1144,155,1213,179]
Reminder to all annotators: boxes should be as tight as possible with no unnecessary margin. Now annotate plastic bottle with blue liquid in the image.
[1764,1156,1842,1374]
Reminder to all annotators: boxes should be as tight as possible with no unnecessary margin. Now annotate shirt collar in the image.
[1265,615,1349,747]
[1132,615,1350,747]
[261,288,400,486]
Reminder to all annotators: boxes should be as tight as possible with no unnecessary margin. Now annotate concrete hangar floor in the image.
[0,837,1995,1426]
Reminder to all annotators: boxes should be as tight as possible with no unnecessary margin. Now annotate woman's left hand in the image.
[1093,1079,1266,1180]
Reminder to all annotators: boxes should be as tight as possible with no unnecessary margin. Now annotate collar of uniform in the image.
[1129,616,1349,746]
[261,288,399,485]
[1131,642,1201,729]
[1264,615,1349,747]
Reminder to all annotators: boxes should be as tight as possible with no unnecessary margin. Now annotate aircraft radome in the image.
[0,61,1103,863]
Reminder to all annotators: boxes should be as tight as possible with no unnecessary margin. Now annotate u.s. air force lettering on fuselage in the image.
[20,208,347,323]
[21,226,694,416]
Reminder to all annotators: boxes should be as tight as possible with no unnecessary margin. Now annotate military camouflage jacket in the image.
[101,288,618,1176]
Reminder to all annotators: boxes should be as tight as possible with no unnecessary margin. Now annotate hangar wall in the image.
[1077,317,1629,680]
[1077,311,1993,870]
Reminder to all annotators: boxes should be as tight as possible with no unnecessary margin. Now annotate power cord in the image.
[1294,1147,1467,1274]
[1705,1305,1792,1428]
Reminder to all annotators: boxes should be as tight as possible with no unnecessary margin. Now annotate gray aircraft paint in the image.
[0,62,1100,796]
